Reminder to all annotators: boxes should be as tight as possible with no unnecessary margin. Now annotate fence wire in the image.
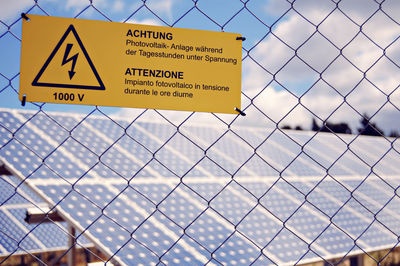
[0,0,400,265]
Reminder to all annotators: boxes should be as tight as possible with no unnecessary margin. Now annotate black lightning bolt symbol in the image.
[61,43,79,79]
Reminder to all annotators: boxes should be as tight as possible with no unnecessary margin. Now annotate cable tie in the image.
[235,107,246,116]
[236,36,246,41]
[21,13,30,21]
[21,95,26,106]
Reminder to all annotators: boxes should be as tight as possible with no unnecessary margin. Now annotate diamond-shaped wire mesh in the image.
[0,0,400,265]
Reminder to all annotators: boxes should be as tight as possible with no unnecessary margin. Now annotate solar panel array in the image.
[1,108,400,265]
[0,173,92,261]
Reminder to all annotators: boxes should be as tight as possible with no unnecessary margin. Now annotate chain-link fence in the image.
[1,0,400,265]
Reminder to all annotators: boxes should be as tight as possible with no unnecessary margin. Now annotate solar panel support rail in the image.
[0,163,12,175]
[25,208,78,266]
[25,208,65,224]
[68,225,76,266]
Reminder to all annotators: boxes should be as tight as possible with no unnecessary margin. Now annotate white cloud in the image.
[64,0,110,13]
[263,0,291,17]
[112,0,125,13]
[65,0,90,11]
[0,0,33,23]
[272,11,315,49]
[292,0,336,25]
[117,0,400,135]
[362,11,400,48]
[337,0,380,25]
[124,18,161,26]
[146,0,175,21]
[242,1,400,134]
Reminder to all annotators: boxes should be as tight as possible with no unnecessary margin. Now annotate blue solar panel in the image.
[0,111,23,132]
[185,157,230,178]
[155,134,205,177]
[131,122,177,152]
[211,182,257,225]
[0,177,26,205]
[159,234,210,265]
[237,205,282,247]
[0,139,42,178]
[1,108,399,265]
[287,131,354,175]
[185,181,229,201]
[214,232,260,265]
[312,224,357,255]
[6,175,44,204]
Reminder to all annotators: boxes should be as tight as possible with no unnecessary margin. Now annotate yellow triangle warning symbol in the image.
[32,24,105,90]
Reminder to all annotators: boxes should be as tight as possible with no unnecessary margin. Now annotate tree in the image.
[281,125,292,130]
[311,118,320,131]
[321,122,352,134]
[311,118,352,134]
[357,114,384,136]
[389,130,400,138]
[280,125,303,130]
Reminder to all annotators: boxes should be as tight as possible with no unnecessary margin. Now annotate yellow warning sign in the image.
[19,15,243,114]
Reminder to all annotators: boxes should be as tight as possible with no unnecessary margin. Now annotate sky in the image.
[0,0,399,135]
